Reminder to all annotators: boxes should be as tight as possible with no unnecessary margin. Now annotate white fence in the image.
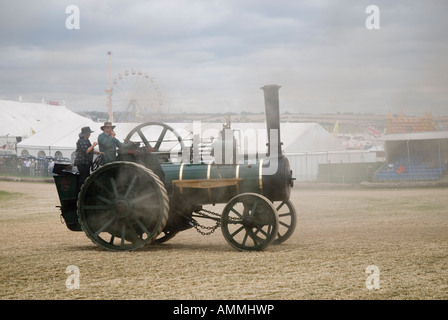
[286,150,378,182]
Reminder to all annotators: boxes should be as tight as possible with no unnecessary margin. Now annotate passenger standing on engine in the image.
[98,122,122,164]
[74,126,99,188]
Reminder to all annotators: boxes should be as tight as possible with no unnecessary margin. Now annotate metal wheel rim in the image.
[124,121,185,153]
[78,161,169,251]
[272,200,297,245]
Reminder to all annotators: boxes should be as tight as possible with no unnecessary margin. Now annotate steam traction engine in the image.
[54,85,296,251]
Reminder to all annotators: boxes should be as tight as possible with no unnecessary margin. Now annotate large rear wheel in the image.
[77,162,169,251]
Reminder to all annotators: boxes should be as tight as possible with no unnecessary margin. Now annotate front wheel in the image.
[221,193,279,251]
[272,200,297,245]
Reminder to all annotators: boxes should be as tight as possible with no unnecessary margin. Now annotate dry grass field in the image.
[0,179,447,300]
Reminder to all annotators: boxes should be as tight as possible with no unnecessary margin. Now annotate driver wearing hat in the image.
[98,121,123,164]
[74,126,101,188]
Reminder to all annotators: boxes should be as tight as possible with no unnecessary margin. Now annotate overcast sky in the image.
[0,0,447,116]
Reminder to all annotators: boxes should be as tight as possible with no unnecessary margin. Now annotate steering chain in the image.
[192,207,239,236]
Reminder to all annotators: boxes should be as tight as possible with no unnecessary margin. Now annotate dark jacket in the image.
[74,137,93,166]
[98,132,122,164]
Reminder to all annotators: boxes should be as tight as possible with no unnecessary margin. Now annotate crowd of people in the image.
[21,157,55,176]
[0,155,60,177]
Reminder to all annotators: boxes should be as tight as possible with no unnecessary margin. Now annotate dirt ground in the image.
[0,179,447,300]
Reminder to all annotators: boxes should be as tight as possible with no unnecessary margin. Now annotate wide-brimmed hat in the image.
[101,121,116,131]
[79,126,94,137]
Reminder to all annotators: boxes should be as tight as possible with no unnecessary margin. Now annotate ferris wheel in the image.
[112,69,163,121]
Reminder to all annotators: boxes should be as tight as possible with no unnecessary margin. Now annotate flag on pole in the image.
[365,125,382,138]
[332,120,339,137]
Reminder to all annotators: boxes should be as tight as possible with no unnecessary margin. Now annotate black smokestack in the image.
[261,84,282,158]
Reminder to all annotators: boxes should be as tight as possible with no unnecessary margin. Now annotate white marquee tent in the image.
[1,99,91,153]
[16,121,346,159]
[0,99,89,138]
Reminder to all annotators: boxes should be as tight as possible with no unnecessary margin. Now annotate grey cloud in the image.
[0,0,447,116]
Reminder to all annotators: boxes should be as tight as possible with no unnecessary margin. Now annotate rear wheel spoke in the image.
[131,192,157,204]
[95,216,116,236]
[124,175,138,198]
[135,219,150,237]
[96,195,113,205]
[110,178,119,198]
